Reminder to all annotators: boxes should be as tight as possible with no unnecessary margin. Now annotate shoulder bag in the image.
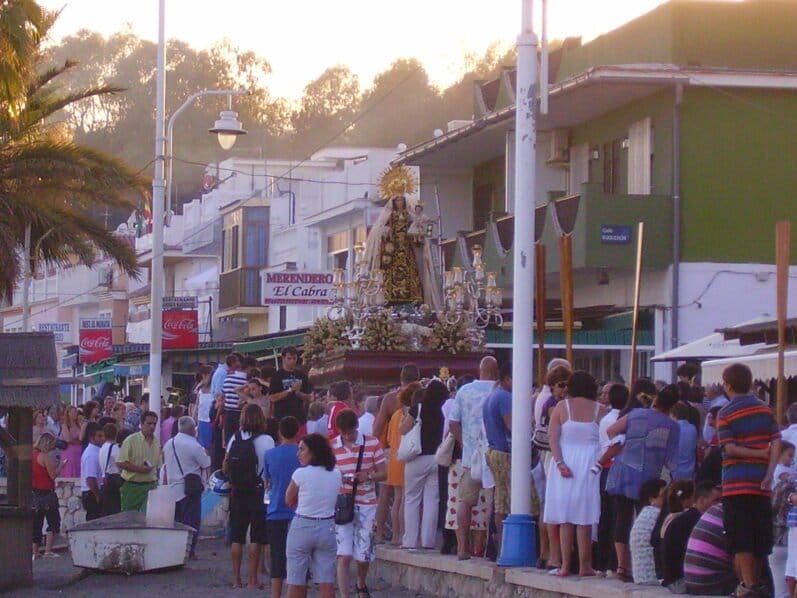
[172,440,205,497]
[434,432,456,467]
[397,403,423,462]
[334,442,365,525]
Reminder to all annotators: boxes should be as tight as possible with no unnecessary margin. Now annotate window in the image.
[244,207,269,268]
[628,117,652,195]
[230,225,239,270]
[279,306,287,331]
[327,230,350,274]
[602,140,623,194]
[221,229,226,271]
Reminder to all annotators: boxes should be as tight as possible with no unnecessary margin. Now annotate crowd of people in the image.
[18,346,797,598]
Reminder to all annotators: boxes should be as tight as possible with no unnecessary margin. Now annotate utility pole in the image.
[498,0,538,567]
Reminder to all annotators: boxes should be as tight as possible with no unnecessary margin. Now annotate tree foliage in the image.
[0,1,147,301]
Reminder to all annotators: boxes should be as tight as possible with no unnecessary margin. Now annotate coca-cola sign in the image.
[79,318,113,364]
[162,309,198,350]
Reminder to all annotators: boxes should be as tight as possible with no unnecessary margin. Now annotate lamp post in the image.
[149,0,246,419]
[497,0,538,567]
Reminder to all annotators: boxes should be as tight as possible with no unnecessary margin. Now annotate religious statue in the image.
[364,195,443,309]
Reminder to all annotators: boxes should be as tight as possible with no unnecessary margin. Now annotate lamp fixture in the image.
[209,109,247,150]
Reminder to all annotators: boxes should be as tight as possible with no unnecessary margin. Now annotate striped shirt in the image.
[333,433,385,506]
[717,394,780,497]
[223,370,248,412]
[684,504,735,595]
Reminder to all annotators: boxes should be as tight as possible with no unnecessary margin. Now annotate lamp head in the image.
[209,110,247,150]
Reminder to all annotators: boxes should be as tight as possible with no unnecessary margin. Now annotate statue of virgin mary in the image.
[364,195,443,310]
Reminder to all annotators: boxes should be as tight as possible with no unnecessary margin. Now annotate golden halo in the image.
[378,165,418,200]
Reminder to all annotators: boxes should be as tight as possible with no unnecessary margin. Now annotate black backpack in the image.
[226,432,261,489]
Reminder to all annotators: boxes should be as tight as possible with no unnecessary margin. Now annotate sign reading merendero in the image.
[263,272,334,305]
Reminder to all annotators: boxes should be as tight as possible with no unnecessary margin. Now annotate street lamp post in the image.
[497,0,538,567]
[149,0,246,419]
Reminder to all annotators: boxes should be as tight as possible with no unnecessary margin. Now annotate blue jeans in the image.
[175,492,202,557]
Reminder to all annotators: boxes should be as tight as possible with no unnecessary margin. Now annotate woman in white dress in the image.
[544,371,607,577]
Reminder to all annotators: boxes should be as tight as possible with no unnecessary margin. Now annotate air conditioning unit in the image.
[97,267,113,287]
[546,128,570,167]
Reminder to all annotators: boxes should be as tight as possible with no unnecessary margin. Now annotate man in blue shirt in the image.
[263,416,301,598]
[483,362,513,548]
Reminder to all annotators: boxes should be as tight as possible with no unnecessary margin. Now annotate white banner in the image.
[37,322,73,344]
[163,296,198,310]
[262,272,334,305]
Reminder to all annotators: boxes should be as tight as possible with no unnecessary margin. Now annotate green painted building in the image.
[397,0,797,381]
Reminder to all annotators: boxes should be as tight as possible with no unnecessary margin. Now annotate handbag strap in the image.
[104,444,113,474]
[171,439,185,477]
[350,442,366,497]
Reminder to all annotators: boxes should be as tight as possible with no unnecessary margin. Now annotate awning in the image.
[651,333,770,362]
[85,359,117,383]
[233,331,307,355]
[486,328,654,349]
[114,360,150,377]
[701,349,797,385]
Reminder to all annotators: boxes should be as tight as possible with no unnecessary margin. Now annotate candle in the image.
[471,244,483,268]
[453,267,464,285]
[486,272,497,288]
[474,263,484,281]
[333,268,344,285]
[444,270,454,290]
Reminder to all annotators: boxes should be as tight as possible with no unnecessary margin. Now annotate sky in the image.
[37,0,678,100]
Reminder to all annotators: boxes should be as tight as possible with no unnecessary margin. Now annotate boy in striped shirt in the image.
[717,363,780,598]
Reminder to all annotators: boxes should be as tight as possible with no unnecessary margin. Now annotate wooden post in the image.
[776,221,791,425]
[536,243,547,387]
[629,222,645,389]
[559,234,574,365]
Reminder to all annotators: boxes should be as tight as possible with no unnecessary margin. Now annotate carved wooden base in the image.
[308,350,491,390]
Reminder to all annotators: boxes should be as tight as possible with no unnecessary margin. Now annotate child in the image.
[774,441,796,490]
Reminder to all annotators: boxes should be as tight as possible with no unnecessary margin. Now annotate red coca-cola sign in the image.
[79,319,113,364]
[162,309,198,350]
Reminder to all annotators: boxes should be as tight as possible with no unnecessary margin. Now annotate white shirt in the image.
[197,391,214,422]
[98,441,120,476]
[80,443,103,492]
[358,412,375,437]
[306,415,329,436]
[292,465,342,518]
[598,408,623,450]
[163,432,211,500]
[442,397,455,438]
[226,431,275,478]
[449,379,495,465]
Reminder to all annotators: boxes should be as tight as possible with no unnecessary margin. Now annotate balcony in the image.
[219,268,262,312]
[539,183,673,273]
[440,182,672,285]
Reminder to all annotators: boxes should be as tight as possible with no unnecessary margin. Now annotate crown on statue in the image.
[378,165,418,200]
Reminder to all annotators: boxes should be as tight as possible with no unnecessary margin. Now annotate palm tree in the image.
[0,1,146,303]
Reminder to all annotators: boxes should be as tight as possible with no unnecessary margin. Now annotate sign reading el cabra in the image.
[263,272,334,305]
[162,296,199,349]
[79,318,113,363]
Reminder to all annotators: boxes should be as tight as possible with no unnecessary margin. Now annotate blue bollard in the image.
[497,514,537,567]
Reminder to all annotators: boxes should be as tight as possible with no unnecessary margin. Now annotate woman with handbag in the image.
[400,380,446,549]
[333,409,387,598]
[59,405,82,477]
[99,422,123,516]
[285,433,340,598]
[32,432,65,559]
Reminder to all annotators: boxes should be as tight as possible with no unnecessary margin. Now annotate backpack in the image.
[226,432,261,489]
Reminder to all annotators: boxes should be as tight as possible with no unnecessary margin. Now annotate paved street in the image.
[12,537,433,597]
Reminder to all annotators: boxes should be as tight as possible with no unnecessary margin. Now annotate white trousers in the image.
[402,454,439,548]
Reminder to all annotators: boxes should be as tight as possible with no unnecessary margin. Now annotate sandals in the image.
[356,585,371,598]
[614,567,633,583]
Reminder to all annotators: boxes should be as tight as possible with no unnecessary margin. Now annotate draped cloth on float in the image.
[363,197,443,310]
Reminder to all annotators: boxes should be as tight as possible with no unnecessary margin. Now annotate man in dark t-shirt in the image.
[268,346,312,423]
